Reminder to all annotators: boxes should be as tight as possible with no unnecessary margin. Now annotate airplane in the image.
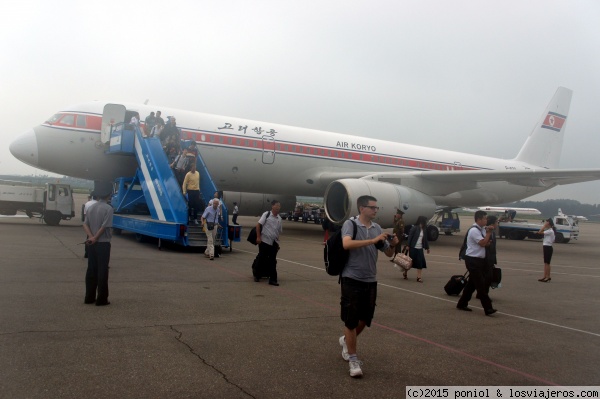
[9,87,600,235]
[558,208,588,222]
[475,206,541,216]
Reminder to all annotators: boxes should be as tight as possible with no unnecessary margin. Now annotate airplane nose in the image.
[10,129,39,167]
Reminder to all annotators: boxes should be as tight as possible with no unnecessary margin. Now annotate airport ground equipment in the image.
[427,209,460,241]
[0,182,75,225]
[105,116,240,250]
[497,212,579,243]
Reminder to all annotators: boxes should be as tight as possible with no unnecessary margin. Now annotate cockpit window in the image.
[46,114,62,124]
[59,114,75,126]
[76,115,87,128]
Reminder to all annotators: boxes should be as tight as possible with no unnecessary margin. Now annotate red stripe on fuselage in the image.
[47,113,477,172]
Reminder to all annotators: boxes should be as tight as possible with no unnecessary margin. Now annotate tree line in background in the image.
[0,174,93,193]
[2,175,598,218]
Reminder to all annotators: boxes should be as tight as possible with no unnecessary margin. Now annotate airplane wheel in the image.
[135,233,147,243]
[426,225,439,242]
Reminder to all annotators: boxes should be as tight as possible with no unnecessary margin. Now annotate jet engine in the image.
[221,192,296,217]
[324,179,437,229]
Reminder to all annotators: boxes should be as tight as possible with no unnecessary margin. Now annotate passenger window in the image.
[76,115,87,128]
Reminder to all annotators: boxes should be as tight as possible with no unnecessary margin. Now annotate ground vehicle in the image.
[288,206,322,223]
[0,182,75,225]
[498,212,579,243]
[427,210,460,240]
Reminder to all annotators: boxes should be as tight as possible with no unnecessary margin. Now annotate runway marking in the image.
[226,253,559,385]
[236,248,600,337]
[427,260,600,278]
[427,254,600,271]
[377,283,600,338]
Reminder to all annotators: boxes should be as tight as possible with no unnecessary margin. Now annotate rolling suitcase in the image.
[252,257,270,280]
[444,272,469,296]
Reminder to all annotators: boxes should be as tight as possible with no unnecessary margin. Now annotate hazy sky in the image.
[2,0,599,204]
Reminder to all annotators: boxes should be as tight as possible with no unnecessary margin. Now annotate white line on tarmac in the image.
[236,249,600,338]
[376,282,600,338]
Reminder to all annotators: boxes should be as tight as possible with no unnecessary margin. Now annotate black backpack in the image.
[458,226,477,260]
[324,219,357,277]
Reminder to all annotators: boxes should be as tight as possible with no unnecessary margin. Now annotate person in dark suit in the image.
[405,216,430,282]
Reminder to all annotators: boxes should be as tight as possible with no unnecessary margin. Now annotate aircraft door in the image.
[101,104,127,143]
[262,135,275,164]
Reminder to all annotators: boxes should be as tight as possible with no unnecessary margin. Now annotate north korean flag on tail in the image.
[541,111,567,132]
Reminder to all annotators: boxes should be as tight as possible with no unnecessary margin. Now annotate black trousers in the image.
[457,256,493,310]
[85,242,111,303]
[256,241,279,282]
[187,190,201,221]
[232,214,238,225]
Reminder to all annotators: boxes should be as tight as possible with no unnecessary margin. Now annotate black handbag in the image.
[247,226,259,245]
[206,212,218,231]
[247,211,271,245]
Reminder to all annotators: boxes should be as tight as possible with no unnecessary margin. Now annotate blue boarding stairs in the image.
[105,123,239,250]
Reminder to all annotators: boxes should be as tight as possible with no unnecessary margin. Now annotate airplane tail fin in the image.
[514,87,572,169]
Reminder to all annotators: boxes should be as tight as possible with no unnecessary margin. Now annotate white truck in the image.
[0,182,75,226]
[497,211,579,243]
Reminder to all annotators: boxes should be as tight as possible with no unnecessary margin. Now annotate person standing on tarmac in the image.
[392,209,405,254]
[82,190,114,306]
[232,202,239,225]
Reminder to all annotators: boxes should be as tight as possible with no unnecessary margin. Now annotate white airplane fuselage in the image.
[13,88,600,227]
[11,101,547,207]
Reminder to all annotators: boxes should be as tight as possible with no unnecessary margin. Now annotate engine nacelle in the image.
[324,179,437,228]
[221,192,296,217]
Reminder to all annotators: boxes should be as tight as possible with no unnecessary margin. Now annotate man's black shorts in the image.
[340,277,377,329]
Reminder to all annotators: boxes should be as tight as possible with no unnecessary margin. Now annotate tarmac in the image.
[1,193,599,398]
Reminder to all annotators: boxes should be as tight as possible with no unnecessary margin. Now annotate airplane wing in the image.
[319,168,600,197]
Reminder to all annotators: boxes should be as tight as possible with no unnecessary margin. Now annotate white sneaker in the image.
[339,336,349,361]
[349,360,363,378]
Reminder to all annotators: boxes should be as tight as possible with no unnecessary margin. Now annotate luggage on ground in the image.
[252,257,270,280]
[444,272,469,296]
